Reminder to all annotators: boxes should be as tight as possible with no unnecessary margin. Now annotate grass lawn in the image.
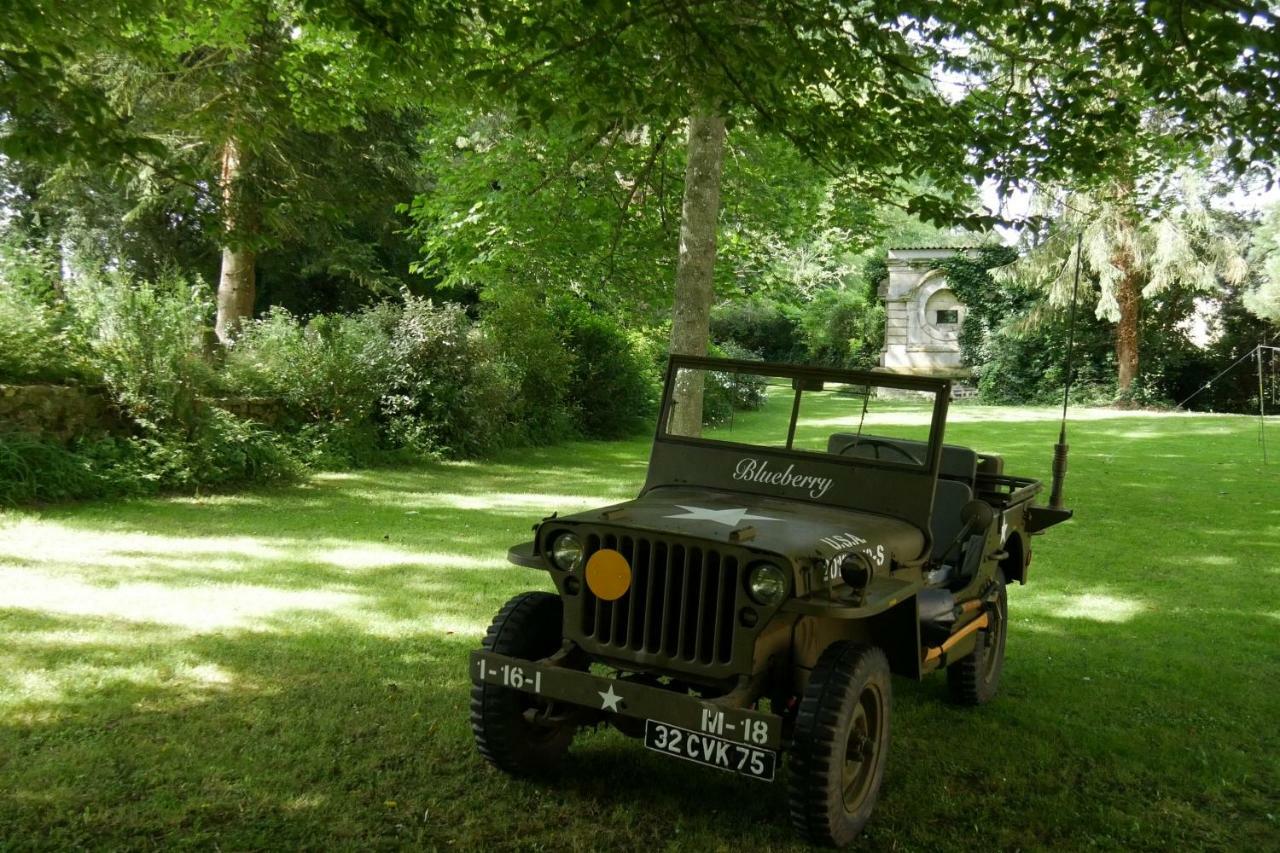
[1,397,1278,851]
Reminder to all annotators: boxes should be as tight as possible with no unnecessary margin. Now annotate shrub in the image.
[63,272,217,429]
[798,287,885,369]
[483,291,576,444]
[56,272,302,486]
[0,432,105,504]
[380,294,517,457]
[557,305,660,439]
[224,306,393,425]
[710,298,803,363]
[972,317,1116,405]
[0,284,95,385]
[0,240,90,384]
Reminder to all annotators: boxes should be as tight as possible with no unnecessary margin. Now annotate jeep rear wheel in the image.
[947,570,1008,705]
[470,592,574,775]
[788,642,892,847]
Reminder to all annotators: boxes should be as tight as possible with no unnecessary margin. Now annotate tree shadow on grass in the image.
[3,593,1278,851]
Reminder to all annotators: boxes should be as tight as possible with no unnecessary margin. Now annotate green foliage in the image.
[555,304,659,440]
[0,236,95,384]
[0,410,299,505]
[946,246,1235,407]
[797,287,886,370]
[0,280,91,385]
[710,298,802,363]
[0,432,104,504]
[1245,203,1280,324]
[703,341,769,425]
[407,113,682,313]
[139,408,302,489]
[943,248,1118,404]
[380,295,516,457]
[225,307,392,425]
[971,321,1117,406]
[0,270,301,500]
[481,292,576,445]
[63,272,217,429]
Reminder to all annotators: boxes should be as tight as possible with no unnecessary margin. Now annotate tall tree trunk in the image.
[215,137,255,344]
[668,108,726,437]
[1114,256,1141,394]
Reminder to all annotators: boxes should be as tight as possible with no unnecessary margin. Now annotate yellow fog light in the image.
[585,548,631,601]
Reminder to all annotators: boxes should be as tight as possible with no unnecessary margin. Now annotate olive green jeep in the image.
[469,355,1071,846]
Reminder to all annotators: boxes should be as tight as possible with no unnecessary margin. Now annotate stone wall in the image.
[0,385,287,442]
[204,397,287,427]
[0,384,122,443]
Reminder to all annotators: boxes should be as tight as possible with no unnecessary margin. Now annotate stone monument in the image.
[879,246,979,377]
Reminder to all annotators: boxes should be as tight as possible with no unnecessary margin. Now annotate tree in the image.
[667,109,725,433]
[1245,204,1280,324]
[1011,171,1248,393]
[465,3,981,432]
[3,0,467,341]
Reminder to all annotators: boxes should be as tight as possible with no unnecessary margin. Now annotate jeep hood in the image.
[557,485,928,566]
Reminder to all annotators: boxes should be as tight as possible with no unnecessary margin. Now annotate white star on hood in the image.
[664,505,781,527]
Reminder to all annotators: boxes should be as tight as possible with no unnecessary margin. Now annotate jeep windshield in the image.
[644,356,952,533]
[660,358,949,472]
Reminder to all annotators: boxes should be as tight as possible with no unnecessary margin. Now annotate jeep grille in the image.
[574,531,742,673]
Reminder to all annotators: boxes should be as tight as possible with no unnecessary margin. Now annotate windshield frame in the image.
[654,355,951,478]
[641,355,952,536]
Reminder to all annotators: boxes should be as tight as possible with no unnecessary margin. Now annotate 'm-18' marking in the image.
[700,707,769,744]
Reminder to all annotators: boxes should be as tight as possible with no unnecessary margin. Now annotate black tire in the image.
[947,571,1008,706]
[788,642,893,847]
[470,592,574,775]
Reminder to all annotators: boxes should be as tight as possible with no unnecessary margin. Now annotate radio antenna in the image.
[1049,232,1084,509]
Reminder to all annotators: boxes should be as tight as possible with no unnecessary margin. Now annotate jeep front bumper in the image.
[469,650,783,752]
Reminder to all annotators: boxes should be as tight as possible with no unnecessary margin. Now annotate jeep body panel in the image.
[551,486,929,572]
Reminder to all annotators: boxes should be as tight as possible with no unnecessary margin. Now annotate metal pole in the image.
[1259,344,1268,465]
[1050,233,1084,510]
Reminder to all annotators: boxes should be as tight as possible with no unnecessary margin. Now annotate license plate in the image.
[642,720,776,782]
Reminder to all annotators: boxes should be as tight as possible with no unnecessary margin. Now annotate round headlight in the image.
[548,531,584,571]
[746,562,788,606]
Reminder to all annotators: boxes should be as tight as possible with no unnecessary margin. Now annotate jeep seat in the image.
[827,433,978,559]
[826,433,978,484]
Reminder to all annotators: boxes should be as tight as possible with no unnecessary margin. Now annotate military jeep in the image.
[469,355,1071,846]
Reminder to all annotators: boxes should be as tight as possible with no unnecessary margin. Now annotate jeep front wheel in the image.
[470,592,574,775]
[788,642,893,847]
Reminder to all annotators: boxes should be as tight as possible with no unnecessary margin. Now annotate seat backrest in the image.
[929,479,974,560]
[827,433,978,484]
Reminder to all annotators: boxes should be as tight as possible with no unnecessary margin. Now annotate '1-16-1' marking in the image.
[478,658,542,693]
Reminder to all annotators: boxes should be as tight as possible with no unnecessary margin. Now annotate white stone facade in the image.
[879,247,979,378]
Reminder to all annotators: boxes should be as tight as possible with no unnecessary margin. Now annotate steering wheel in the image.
[840,437,923,466]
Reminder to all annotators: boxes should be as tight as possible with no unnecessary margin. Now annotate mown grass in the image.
[1,396,1277,851]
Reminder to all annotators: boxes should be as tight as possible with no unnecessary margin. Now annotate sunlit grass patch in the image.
[1020,590,1147,623]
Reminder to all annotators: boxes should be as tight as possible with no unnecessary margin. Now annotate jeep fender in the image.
[788,597,921,697]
